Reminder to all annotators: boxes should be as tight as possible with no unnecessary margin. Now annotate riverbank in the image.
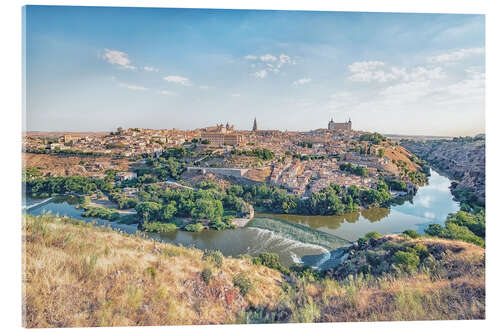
[87,198,136,215]
[401,138,485,206]
[23,214,485,327]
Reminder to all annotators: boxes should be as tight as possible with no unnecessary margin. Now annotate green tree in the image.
[136,201,162,222]
[191,199,224,221]
[162,201,177,221]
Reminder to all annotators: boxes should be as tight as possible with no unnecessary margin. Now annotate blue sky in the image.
[25,6,485,135]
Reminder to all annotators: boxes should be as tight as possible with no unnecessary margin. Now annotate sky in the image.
[24,6,485,136]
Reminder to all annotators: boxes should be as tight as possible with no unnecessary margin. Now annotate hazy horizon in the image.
[24,6,485,136]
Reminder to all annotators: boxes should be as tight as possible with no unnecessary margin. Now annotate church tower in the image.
[252,117,258,131]
[328,117,334,130]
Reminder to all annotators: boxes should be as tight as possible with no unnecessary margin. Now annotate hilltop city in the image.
[23,117,426,197]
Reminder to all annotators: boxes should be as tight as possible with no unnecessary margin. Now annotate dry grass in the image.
[23,153,133,178]
[244,235,485,323]
[23,215,485,327]
[22,214,283,328]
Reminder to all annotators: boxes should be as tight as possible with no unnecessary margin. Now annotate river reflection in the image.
[257,169,459,242]
[24,169,459,267]
[25,196,328,267]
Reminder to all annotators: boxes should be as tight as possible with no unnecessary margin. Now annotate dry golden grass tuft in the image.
[22,214,283,328]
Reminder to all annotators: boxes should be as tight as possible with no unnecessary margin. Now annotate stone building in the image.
[200,123,242,146]
[328,117,352,131]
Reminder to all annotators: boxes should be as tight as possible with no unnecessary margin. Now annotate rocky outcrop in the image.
[401,138,485,204]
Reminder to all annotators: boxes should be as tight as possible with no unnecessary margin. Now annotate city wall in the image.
[186,167,249,178]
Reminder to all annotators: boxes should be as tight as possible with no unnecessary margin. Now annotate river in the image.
[24,169,459,269]
[258,169,459,242]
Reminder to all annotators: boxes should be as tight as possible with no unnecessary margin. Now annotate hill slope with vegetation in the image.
[23,214,485,327]
[401,136,485,207]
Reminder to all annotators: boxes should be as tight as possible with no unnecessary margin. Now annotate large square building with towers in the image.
[328,117,352,131]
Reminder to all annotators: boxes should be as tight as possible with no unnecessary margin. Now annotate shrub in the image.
[357,231,382,247]
[393,250,420,272]
[425,224,449,238]
[402,230,420,239]
[412,243,428,258]
[425,222,485,247]
[365,231,382,240]
[201,268,212,284]
[81,206,120,221]
[209,218,231,231]
[387,179,407,191]
[202,249,223,268]
[184,223,204,232]
[252,252,290,274]
[446,210,485,238]
[289,264,320,282]
[78,195,91,208]
[233,273,253,296]
[446,223,485,247]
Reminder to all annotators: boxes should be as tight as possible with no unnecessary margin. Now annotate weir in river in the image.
[248,217,351,250]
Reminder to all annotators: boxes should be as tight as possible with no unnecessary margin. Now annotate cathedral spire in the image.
[252,117,258,131]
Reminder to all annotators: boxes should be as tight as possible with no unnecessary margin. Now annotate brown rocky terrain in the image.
[401,138,485,204]
[23,153,135,178]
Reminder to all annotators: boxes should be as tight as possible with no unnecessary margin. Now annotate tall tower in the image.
[328,117,334,130]
[252,117,258,131]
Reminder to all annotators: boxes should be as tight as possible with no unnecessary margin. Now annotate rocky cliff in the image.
[401,138,485,204]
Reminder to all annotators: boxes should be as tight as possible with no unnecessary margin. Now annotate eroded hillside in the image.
[401,138,485,204]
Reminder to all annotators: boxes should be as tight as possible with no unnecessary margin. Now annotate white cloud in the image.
[348,61,385,73]
[159,90,175,95]
[253,70,268,79]
[119,82,147,91]
[402,67,446,81]
[163,75,192,86]
[279,54,291,64]
[441,68,484,104]
[245,53,295,77]
[231,93,241,97]
[379,80,433,103]
[277,54,292,68]
[348,61,446,83]
[348,61,392,82]
[260,54,277,62]
[427,47,484,64]
[199,85,213,90]
[293,78,312,86]
[143,66,159,72]
[103,49,136,70]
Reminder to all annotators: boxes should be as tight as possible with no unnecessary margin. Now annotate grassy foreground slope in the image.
[23,215,485,327]
[23,215,282,327]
